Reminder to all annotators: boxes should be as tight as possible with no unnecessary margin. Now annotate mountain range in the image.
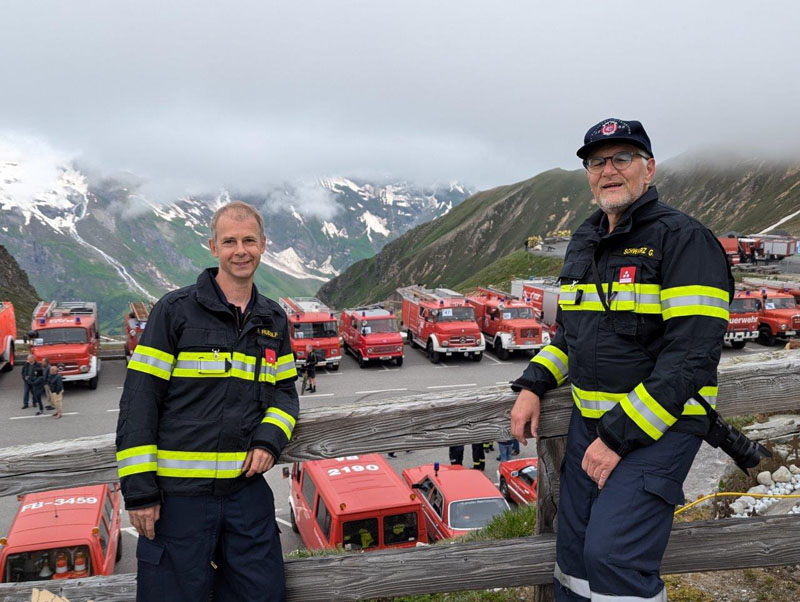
[318,154,800,308]
[0,156,471,334]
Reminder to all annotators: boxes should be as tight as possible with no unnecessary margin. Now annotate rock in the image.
[773,466,792,483]
[738,496,756,507]
[743,414,800,440]
[790,464,800,475]
[729,501,745,514]
[757,471,774,487]
[748,485,768,495]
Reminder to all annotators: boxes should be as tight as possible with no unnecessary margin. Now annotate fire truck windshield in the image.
[730,298,759,313]
[294,321,338,339]
[35,328,88,345]
[433,307,475,323]
[362,318,397,334]
[764,297,797,310]
[448,498,508,529]
[498,307,534,320]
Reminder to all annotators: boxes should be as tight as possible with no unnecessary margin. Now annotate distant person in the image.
[510,118,733,600]
[497,439,515,462]
[21,355,39,409]
[30,362,45,415]
[303,344,318,393]
[449,443,485,471]
[48,366,64,419]
[42,357,54,411]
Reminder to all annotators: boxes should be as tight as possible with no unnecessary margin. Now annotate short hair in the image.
[209,201,265,242]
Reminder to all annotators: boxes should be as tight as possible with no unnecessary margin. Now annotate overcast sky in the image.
[1,1,798,199]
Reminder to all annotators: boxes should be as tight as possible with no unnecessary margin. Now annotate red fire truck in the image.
[510,278,560,339]
[497,457,539,506]
[749,288,800,346]
[124,301,153,363]
[284,454,427,551]
[0,484,122,583]
[340,305,404,368]
[466,287,549,360]
[397,286,485,363]
[743,278,800,305]
[279,297,342,371]
[725,290,760,349]
[0,301,16,373]
[29,301,101,389]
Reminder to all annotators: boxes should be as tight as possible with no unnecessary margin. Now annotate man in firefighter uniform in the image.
[116,201,299,601]
[511,119,732,601]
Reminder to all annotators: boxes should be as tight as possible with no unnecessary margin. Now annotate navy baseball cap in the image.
[576,118,653,159]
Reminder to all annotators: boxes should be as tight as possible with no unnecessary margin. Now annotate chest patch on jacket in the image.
[257,328,278,338]
[620,246,660,259]
[619,266,636,284]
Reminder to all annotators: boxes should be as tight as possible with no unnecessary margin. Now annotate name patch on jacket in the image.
[257,328,279,338]
[618,246,661,259]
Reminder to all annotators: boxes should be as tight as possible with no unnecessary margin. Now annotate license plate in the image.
[380,356,392,360]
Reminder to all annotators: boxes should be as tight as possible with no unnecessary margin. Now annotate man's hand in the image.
[129,504,161,540]
[581,438,621,489]
[510,389,541,446]
[242,448,275,478]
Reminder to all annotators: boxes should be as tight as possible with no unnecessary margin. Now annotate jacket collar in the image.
[195,268,273,319]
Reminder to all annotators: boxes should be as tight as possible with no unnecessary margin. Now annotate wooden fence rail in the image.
[0,350,798,601]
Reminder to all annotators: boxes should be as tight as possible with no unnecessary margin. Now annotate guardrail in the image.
[0,350,798,601]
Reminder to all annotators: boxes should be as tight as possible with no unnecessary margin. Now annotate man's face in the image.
[50,367,57,374]
[585,143,655,216]
[27,355,34,364]
[208,213,266,283]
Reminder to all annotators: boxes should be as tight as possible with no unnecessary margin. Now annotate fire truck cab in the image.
[29,301,101,389]
[751,288,800,346]
[397,286,485,363]
[0,484,122,583]
[725,290,759,349]
[466,287,549,360]
[285,454,427,551]
[279,297,342,371]
[124,301,153,363]
[0,301,16,373]
[510,278,561,339]
[340,306,404,368]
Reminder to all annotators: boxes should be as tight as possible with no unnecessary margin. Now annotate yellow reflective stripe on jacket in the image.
[127,345,175,381]
[262,406,297,439]
[172,351,297,383]
[660,285,730,321]
[173,351,230,377]
[558,283,662,314]
[531,345,569,385]
[571,385,625,419]
[155,450,248,479]
[274,354,298,381]
[620,383,677,441]
[682,386,719,416]
[116,444,158,477]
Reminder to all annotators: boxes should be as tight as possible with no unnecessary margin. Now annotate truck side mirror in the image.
[411,483,422,489]
[755,300,762,310]
[282,467,290,479]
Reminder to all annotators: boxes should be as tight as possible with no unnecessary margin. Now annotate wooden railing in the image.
[1,350,799,601]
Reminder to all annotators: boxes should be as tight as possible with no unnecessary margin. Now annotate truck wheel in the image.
[358,353,367,369]
[757,325,775,346]
[1,343,13,372]
[88,374,99,390]
[394,356,404,367]
[290,507,299,533]
[116,531,123,561]
[499,477,510,501]
[406,330,415,348]
[471,352,483,362]
[730,340,746,350]
[493,339,510,361]
[426,341,440,364]
[329,363,340,372]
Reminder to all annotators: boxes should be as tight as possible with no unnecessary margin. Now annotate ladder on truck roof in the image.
[129,301,153,322]
[397,285,466,304]
[476,286,519,300]
[280,297,332,315]
[32,301,97,320]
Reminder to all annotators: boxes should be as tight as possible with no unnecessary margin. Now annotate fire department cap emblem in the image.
[601,121,618,136]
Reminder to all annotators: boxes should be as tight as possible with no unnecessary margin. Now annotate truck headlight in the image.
[395,346,403,352]
[367,348,374,354]
[781,324,787,330]
[441,340,449,347]
[80,365,89,373]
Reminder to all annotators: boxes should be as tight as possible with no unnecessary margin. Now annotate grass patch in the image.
[455,250,563,293]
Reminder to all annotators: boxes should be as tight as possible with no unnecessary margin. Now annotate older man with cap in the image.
[510,118,733,600]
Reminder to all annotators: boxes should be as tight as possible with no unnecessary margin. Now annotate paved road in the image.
[0,341,764,574]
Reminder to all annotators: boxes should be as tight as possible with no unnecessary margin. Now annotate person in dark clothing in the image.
[21,355,40,409]
[42,358,55,411]
[48,366,64,418]
[448,443,486,471]
[30,363,45,415]
[303,344,318,393]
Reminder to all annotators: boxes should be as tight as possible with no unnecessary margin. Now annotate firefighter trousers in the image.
[554,407,701,601]
[135,477,285,602]
[448,443,485,470]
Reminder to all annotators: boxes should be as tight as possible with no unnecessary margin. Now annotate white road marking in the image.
[301,393,335,398]
[116,386,124,389]
[433,364,459,369]
[496,381,510,385]
[122,527,139,538]
[427,383,477,389]
[276,517,292,528]
[484,354,503,365]
[107,408,120,412]
[10,412,79,420]
[355,388,408,395]
[319,372,344,377]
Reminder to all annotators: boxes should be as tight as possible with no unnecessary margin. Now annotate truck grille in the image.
[373,345,398,354]
[56,362,80,372]
[519,328,540,339]
[449,335,476,345]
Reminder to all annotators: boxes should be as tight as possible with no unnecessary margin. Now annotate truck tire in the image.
[730,340,746,350]
[115,531,123,562]
[394,356,404,367]
[358,353,367,369]
[88,374,99,390]
[493,339,510,361]
[290,507,299,533]
[499,476,510,501]
[1,343,13,372]
[471,352,483,362]
[406,330,415,348]
[757,325,775,346]
[426,340,440,364]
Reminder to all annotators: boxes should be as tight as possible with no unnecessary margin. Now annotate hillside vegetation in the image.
[319,154,800,308]
[0,245,40,333]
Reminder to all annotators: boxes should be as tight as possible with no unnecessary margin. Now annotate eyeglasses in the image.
[583,151,650,173]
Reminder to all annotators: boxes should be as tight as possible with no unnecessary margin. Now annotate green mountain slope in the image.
[318,154,800,308]
[0,245,41,333]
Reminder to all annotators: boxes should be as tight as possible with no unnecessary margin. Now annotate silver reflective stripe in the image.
[261,364,278,377]
[661,295,729,311]
[537,349,567,378]
[277,360,296,373]
[265,411,294,432]
[554,562,591,598]
[158,459,243,471]
[174,360,227,371]
[626,389,670,434]
[591,587,667,602]
[117,453,157,470]
[686,396,717,408]
[572,386,619,412]
[560,291,578,303]
[130,353,173,374]
[635,293,661,305]
[231,359,255,374]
